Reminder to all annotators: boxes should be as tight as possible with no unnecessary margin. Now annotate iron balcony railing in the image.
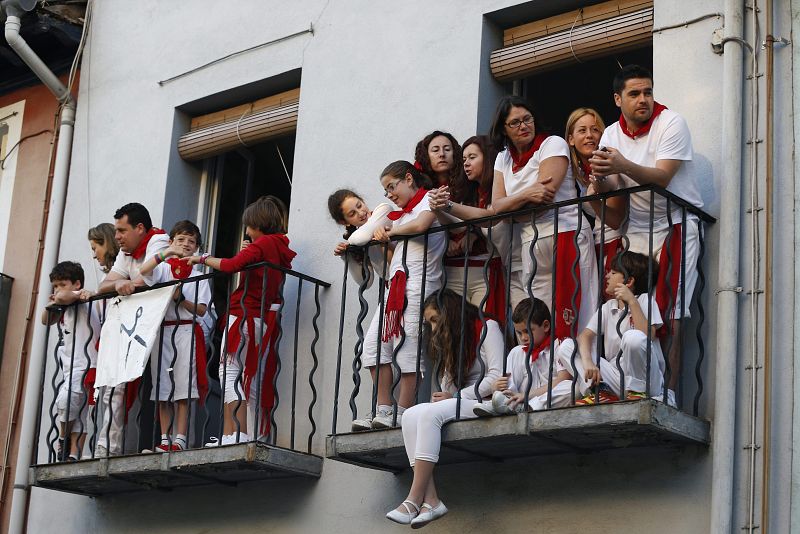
[34,261,329,464]
[331,185,716,434]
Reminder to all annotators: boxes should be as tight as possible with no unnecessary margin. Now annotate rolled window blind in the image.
[490,0,653,81]
[178,88,299,162]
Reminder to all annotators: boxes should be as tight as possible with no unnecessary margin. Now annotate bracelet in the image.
[445,200,454,213]
[154,251,166,264]
[199,253,210,265]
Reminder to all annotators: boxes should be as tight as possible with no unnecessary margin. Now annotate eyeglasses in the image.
[506,115,534,129]
[383,179,404,197]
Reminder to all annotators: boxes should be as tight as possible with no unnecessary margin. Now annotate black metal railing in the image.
[34,261,329,464]
[331,185,715,435]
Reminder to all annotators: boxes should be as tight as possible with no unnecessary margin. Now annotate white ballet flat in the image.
[386,500,420,525]
[411,501,448,528]
[347,203,392,246]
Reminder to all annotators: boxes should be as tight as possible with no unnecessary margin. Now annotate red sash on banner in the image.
[655,224,682,337]
[162,320,209,405]
[553,231,582,340]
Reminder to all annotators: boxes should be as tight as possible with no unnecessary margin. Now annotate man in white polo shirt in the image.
[589,65,703,408]
[95,202,169,455]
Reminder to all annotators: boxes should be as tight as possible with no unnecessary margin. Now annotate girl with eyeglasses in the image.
[351,161,446,431]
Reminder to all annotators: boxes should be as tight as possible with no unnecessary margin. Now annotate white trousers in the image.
[556,333,664,398]
[150,324,199,402]
[444,265,488,309]
[96,385,126,454]
[520,226,598,333]
[626,218,699,320]
[401,397,478,466]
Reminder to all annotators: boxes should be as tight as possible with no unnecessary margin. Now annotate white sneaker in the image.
[491,391,523,415]
[204,437,220,447]
[220,432,251,445]
[371,408,401,429]
[654,389,677,408]
[347,203,392,246]
[472,400,498,417]
[351,412,374,432]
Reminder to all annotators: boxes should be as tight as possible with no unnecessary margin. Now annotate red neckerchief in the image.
[509,133,549,173]
[127,227,166,260]
[477,187,490,209]
[580,161,592,182]
[166,257,192,279]
[619,102,667,139]
[525,335,551,363]
[387,188,429,221]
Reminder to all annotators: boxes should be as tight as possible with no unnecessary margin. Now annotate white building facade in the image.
[9,0,800,532]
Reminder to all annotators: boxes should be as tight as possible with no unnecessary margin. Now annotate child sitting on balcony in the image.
[352,161,447,431]
[473,297,572,416]
[41,261,100,461]
[386,289,503,527]
[188,196,296,445]
[139,220,211,452]
[562,251,665,404]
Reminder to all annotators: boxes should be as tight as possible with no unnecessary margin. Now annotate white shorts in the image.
[626,217,699,320]
[362,282,438,374]
[150,324,199,402]
[220,315,272,405]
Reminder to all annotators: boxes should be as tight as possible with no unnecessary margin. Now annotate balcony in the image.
[31,261,329,495]
[326,185,715,471]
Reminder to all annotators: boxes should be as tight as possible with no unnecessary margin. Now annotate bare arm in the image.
[388,211,437,237]
[586,174,629,230]
[98,270,125,294]
[491,155,568,214]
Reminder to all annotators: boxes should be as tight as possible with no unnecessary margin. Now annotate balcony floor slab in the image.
[326,400,709,473]
[31,442,322,496]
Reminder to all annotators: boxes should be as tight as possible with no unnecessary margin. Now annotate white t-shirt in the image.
[506,340,566,393]
[388,193,446,288]
[599,109,702,232]
[110,233,170,280]
[58,302,101,372]
[142,263,211,322]
[495,136,580,242]
[576,178,624,242]
[585,293,662,360]
[441,319,504,400]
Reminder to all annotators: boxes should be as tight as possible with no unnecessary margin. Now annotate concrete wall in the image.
[18,0,797,532]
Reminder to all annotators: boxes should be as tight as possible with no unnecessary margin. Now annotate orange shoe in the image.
[576,385,620,405]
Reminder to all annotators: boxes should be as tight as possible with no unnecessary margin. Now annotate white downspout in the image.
[4,9,77,534]
[710,0,746,532]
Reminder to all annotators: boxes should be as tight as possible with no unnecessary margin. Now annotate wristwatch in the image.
[445,200,454,213]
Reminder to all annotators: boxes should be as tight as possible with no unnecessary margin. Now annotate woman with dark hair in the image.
[417,131,497,312]
[386,289,503,527]
[487,95,598,339]
[429,135,526,320]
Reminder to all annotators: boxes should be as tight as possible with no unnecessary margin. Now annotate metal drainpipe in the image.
[709,0,746,532]
[3,10,77,534]
[760,0,774,529]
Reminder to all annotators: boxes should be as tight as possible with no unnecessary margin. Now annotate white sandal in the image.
[386,499,420,525]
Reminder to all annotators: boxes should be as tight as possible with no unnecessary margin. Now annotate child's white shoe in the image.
[351,412,374,432]
[386,500,420,525]
[371,407,401,429]
[491,390,523,415]
[472,400,498,417]
[347,203,392,246]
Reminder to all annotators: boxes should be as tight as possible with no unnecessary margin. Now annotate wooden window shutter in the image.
[490,0,653,82]
[178,88,300,162]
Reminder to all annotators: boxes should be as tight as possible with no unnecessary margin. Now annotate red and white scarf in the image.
[509,133,549,173]
[619,102,667,140]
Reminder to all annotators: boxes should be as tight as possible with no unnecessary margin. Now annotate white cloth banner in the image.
[95,286,174,388]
